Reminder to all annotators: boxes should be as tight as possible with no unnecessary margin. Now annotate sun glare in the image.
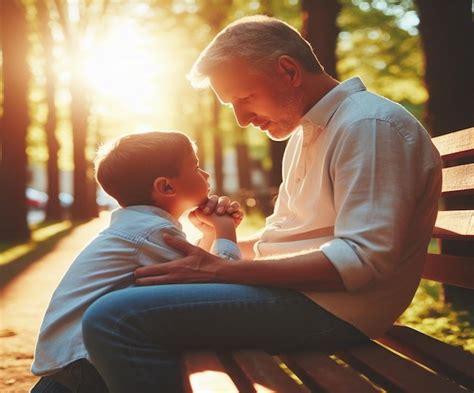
[82,21,159,111]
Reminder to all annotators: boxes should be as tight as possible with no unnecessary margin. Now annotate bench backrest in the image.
[423,127,474,288]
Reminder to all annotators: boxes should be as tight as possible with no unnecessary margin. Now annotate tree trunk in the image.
[302,0,341,79]
[415,0,473,306]
[235,128,251,191]
[268,141,285,189]
[38,0,62,221]
[415,0,473,136]
[193,95,206,169]
[0,0,30,242]
[70,69,89,220]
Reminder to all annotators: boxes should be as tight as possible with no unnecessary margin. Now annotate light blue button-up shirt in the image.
[32,205,240,375]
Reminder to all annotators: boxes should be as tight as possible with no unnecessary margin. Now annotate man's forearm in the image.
[215,249,346,291]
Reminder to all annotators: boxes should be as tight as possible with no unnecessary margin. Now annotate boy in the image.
[31,131,242,392]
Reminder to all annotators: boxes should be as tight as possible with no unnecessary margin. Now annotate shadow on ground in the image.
[0,221,83,289]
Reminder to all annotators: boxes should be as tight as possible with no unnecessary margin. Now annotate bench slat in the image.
[423,253,474,288]
[432,210,474,240]
[338,341,467,392]
[379,325,474,391]
[441,164,474,196]
[432,127,474,161]
[231,350,309,393]
[281,351,380,393]
[182,352,239,393]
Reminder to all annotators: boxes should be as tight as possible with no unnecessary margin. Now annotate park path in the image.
[0,214,109,393]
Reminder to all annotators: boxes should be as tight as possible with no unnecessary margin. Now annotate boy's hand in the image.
[199,195,244,227]
[200,195,240,216]
[193,209,235,229]
[191,208,237,243]
[188,210,214,235]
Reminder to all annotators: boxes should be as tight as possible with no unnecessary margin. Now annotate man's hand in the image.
[135,234,226,285]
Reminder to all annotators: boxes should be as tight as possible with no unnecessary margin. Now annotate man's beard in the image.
[266,91,303,141]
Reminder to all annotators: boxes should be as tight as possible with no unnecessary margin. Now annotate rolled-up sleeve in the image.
[320,119,419,291]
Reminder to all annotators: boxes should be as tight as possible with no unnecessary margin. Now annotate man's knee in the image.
[82,291,124,347]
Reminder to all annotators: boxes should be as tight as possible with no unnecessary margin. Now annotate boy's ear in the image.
[153,177,175,196]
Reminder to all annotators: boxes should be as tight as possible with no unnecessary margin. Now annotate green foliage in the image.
[237,209,266,238]
[337,0,427,107]
[400,280,474,353]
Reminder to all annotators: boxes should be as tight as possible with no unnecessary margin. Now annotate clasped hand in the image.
[134,195,243,285]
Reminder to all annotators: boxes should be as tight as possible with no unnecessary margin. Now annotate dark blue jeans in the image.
[30,359,107,392]
[82,284,367,393]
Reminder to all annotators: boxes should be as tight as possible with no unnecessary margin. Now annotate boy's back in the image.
[32,205,184,376]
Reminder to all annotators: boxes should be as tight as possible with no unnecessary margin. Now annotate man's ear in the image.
[277,55,302,87]
[153,177,176,196]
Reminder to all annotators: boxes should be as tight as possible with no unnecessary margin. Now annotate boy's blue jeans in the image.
[82,284,368,393]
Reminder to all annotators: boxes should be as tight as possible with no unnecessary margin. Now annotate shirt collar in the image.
[116,205,182,229]
[301,77,367,130]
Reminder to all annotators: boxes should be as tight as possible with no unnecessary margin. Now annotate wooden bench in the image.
[182,127,474,393]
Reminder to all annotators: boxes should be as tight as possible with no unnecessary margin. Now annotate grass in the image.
[399,280,474,353]
[399,239,474,353]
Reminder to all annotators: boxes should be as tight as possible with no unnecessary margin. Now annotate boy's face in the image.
[173,151,210,209]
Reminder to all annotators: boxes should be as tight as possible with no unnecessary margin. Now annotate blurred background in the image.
[1,0,473,351]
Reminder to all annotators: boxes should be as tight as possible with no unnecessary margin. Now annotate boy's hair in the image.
[95,131,195,207]
[188,15,324,88]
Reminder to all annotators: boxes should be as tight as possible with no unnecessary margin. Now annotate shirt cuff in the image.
[211,238,241,261]
[319,238,374,290]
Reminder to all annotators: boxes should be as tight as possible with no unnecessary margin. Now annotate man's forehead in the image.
[209,59,262,103]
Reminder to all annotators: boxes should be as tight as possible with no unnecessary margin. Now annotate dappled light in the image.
[188,370,239,392]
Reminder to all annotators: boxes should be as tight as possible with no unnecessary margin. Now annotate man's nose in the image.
[233,104,253,128]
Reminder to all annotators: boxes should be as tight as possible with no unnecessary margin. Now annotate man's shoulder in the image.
[337,89,415,127]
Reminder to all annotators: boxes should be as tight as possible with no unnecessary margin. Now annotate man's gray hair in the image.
[188,15,324,88]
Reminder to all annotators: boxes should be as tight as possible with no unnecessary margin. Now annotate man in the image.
[82,16,442,393]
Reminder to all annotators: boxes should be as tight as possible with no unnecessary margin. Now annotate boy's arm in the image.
[196,232,214,252]
[188,210,215,251]
[193,211,241,261]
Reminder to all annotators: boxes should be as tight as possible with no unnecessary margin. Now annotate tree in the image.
[0,0,31,242]
[302,0,341,79]
[52,0,110,220]
[194,0,233,195]
[38,0,62,220]
[337,0,425,107]
[415,0,473,136]
[415,0,473,307]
